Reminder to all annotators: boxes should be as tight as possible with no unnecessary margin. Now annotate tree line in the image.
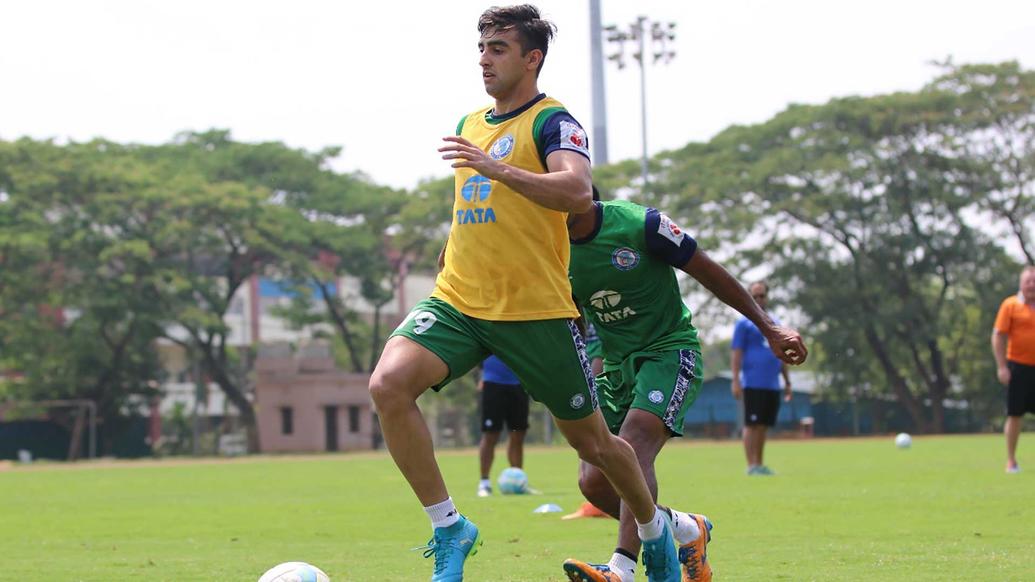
[0,61,1031,449]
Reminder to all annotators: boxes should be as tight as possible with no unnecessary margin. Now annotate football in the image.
[258,562,330,582]
[895,433,912,449]
[497,466,530,495]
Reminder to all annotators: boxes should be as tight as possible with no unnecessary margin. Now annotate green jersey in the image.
[569,200,701,369]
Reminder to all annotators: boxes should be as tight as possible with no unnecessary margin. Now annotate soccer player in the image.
[992,265,1035,474]
[561,190,808,582]
[476,355,529,496]
[368,6,681,581]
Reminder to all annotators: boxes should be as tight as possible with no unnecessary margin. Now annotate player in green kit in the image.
[561,190,808,582]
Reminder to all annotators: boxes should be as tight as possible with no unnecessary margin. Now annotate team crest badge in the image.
[570,394,586,409]
[611,247,640,271]
[648,390,665,404]
[489,134,515,160]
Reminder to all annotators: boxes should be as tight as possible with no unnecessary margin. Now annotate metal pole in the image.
[637,17,649,189]
[87,400,96,459]
[192,351,201,456]
[589,0,609,165]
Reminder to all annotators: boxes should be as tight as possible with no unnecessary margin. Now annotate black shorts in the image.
[743,387,781,426]
[481,381,530,432]
[1007,361,1035,416]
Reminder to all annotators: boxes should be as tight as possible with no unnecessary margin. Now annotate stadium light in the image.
[605,15,677,192]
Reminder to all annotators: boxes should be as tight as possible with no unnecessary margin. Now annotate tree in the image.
[646,62,1033,433]
[274,174,452,373]
[0,139,165,449]
[931,61,1035,263]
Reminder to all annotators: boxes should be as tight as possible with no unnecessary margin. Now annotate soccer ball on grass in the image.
[497,467,530,494]
[894,433,912,449]
[258,562,330,582]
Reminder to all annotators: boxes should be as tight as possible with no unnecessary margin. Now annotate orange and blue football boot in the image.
[562,559,625,582]
[678,514,713,582]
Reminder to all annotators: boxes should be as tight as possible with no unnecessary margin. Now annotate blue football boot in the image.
[418,516,482,582]
[641,512,681,582]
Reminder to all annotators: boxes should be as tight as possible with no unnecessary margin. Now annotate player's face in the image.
[749,284,769,309]
[478,28,536,99]
[1020,269,1035,302]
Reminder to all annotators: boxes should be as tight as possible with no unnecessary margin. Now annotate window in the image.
[348,405,361,433]
[280,407,294,435]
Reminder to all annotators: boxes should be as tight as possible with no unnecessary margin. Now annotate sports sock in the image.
[425,497,460,530]
[668,509,702,545]
[479,479,491,489]
[636,508,665,541]
[607,550,636,582]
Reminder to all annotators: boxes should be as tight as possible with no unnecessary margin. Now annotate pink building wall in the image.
[255,351,376,453]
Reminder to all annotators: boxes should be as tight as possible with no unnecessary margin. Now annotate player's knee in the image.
[570,435,608,467]
[368,370,410,413]
[578,468,609,500]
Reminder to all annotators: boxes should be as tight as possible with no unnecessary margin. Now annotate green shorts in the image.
[391,298,598,421]
[597,348,702,436]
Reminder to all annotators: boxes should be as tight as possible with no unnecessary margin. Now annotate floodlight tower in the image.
[604,16,676,191]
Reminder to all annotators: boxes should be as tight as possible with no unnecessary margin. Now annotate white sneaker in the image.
[1006,461,1020,474]
[477,483,492,497]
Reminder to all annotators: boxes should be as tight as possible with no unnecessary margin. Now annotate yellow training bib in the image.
[432,96,579,321]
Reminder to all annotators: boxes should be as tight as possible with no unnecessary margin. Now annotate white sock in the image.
[479,479,491,489]
[669,509,702,545]
[607,552,636,582]
[636,508,665,541]
[424,497,460,530]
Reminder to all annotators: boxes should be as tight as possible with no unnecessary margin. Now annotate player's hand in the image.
[764,326,808,365]
[783,385,793,402]
[439,136,503,180]
[731,378,743,400]
[997,366,1011,386]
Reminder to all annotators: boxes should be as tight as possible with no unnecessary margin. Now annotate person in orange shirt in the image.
[992,265,1035,474]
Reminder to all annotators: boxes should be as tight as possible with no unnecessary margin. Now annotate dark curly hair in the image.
[477,4,557,76]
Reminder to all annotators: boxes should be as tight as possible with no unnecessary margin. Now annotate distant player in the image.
[562,190,808,582]
[731,280,793,475]
[992,265,1035,474]
[476,355,529,496]
[368,6,680,581]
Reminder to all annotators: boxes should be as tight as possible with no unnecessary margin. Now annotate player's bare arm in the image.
[680,248,808,365]
[991,330,1011,385]
[439,136,592,212]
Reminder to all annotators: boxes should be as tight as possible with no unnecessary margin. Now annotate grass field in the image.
[1,433,1032,581]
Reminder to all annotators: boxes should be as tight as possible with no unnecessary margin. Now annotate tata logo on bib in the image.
[461,175,492,202]
[457,175,497,225]
[589,289,637,323]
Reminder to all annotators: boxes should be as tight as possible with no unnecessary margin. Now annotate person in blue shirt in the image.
[476,354,529,496]
[731,281,792,476]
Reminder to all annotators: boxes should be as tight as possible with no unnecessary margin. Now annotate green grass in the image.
[1,434,1032,581]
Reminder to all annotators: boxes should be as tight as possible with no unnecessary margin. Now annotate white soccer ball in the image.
[498,466,529,495]
[895,433,912,449]
[258,562,330,582]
